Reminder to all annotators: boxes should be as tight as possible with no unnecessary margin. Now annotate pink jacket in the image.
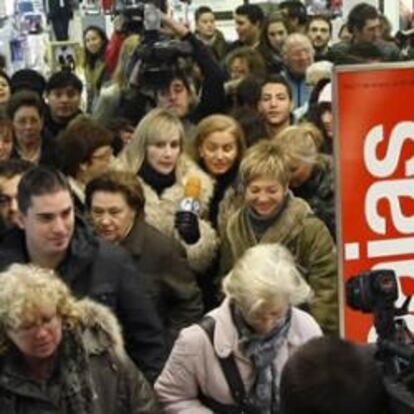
[155,300,322,413]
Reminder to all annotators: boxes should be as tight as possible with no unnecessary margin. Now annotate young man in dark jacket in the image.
[0,166,166,383]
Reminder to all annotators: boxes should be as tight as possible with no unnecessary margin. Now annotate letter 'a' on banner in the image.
[334,62,414,343]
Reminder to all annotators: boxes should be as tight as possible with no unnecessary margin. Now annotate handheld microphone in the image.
[178,176,201,215]
[400,276,414,297]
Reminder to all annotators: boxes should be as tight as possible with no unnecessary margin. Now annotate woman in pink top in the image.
[155,243,322,413]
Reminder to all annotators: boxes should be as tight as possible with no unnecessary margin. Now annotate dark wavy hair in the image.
[83,25,108,69]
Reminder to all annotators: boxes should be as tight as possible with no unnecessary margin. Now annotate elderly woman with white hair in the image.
[155,243,322,414]
[0,264,160,413]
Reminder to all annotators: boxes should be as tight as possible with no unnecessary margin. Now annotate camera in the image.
[346,270,414,413]
[114,0,193,92]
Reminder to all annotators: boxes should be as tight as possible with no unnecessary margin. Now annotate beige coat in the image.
[141,154,219,273]
[155,299,322,414]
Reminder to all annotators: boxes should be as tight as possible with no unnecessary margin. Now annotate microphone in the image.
[400,276,414,297]
[178,176,201,215]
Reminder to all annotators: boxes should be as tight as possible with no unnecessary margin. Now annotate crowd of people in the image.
[0,1,401,412]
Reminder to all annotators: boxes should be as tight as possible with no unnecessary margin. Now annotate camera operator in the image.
[154,14,227,138]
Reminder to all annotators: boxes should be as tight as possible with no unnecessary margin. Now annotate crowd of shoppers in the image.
[0,1,400,412]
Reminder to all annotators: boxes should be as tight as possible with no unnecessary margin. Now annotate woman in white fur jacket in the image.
[116,108,219,273]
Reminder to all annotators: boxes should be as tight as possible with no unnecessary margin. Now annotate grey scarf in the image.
[233,305,292,414]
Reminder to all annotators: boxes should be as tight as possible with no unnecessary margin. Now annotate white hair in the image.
[222,244,313,316]
[282,33,314,59]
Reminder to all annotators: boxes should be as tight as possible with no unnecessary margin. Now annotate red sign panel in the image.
[335,64,414,343]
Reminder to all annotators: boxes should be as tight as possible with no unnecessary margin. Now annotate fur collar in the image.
[77,299,125,360]
[140,153,215,237]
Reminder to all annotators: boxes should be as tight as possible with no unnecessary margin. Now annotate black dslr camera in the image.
[346,270,414,414]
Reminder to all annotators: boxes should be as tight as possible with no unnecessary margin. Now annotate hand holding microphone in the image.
[175,177,201,245]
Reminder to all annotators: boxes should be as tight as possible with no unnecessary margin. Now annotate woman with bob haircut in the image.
[275,123,336,238]
[117,108,218,273]
[85,169,203,347]
[219,139,338,335]
[192,114,245,234]
[155,243,322,413]
[0,263,159,413]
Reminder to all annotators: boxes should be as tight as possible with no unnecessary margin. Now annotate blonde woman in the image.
[0,264,159,413]
[93,35,140,127]
[275,124,336,238]
[219,140,338,335]
[117,108,218,273]
[192,114,245,235]
[155,243,322,413]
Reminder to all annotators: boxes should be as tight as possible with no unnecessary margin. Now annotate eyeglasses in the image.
[11,314,60,338]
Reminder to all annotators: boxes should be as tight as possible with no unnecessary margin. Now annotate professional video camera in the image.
[113,0,193,91]
[346,270,414,414]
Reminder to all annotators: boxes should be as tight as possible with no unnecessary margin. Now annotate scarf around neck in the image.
[138,160,176,196]
[232,304,292,414]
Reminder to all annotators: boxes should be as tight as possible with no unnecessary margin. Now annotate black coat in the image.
[43,0,73,19]
[0,220,166,383]
[121,219,203,348]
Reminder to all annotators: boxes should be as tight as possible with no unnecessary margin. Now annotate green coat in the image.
[220,193,339,335]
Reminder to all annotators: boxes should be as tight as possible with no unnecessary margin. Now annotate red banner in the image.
[335,64,414,342]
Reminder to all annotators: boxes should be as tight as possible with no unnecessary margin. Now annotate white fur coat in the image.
[140,154,219,273]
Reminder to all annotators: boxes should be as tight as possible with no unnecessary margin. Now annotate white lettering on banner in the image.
[365,179,414,234]
[364,122,414,178]
[345,121,414,265]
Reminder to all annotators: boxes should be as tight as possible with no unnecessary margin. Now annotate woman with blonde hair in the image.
[93,35,141,126]
[155,243,322,413]
[275,123,336,238]
[0,263,159,413]
[117,108,218,274]
[192,114,245,233]
[219,139,338,335]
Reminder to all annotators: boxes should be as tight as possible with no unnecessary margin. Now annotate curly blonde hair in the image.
[0,264,80,353]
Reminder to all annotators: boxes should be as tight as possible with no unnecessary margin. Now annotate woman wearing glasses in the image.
[0,263,160,413]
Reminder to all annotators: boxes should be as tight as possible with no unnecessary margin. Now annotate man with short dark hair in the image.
[0,166,166,383]
[307,15,332,61]
[280,336,387,414]
[329,2,400,62]
[56,115,113,213]
[194,6,228,61]
[231,4,264,49]
[155,14,226,136]
[0,160,32,233]
[44,71,83,140]
[278,0,307,34]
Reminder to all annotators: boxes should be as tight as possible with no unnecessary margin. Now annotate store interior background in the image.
[0,0,413,75]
